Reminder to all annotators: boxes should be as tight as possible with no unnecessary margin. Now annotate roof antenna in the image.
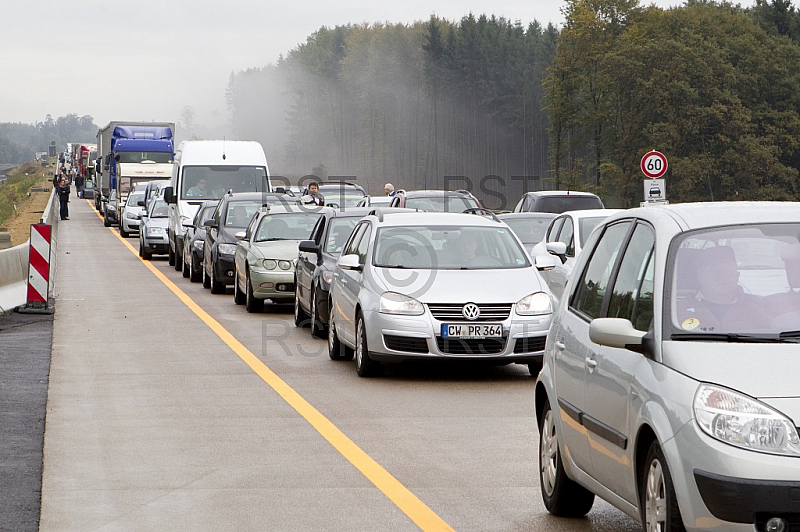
[222,137,227,160]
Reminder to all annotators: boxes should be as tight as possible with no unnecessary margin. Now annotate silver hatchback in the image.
[535,202,800,531]
[327,211,554,377]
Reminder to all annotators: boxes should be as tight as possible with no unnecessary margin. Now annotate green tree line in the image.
[0,114,98,165]
[226,0,800,206]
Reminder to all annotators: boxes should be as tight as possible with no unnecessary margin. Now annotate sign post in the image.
[641,150,668,205]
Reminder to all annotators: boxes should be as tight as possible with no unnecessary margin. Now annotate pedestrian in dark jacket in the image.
[75,174,85,198]
[57,177,70,220]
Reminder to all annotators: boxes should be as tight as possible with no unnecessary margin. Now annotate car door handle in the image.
[555,341,565,351]
[585,357,597,369]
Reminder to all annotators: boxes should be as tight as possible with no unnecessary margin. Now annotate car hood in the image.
[251,240,302,260]
[662,341,800,400]
[371,266,547,304]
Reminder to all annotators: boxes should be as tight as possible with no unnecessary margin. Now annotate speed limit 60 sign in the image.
[641,150,668,178]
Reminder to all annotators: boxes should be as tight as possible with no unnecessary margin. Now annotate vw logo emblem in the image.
[462,303,480,320]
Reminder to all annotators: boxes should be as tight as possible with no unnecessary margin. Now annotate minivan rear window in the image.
[537,196,604,213]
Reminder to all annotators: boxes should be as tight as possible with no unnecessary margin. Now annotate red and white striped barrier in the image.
[25,223,52,309]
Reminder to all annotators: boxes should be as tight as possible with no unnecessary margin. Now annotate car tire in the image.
[119,223,128,238]
[202,264,211,289]
[245,273,263,313]
[234,271,246,305]
[327,316,353,361]
[141,245,152,261]
[168,240,176,266]
[310,289,325,338]
[182,253,190,278]
[174,244,183,271]
[103,210,110,227]
[355,313,380,377]
[294,292,308,327]
[528,361,542,377]
[642,441,685,532]
[190,255,201,283]
[210,263,225,294]
[138,240,143,257]
[539,400,595,517]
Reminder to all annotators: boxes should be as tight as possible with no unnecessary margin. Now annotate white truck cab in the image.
[163,140,272,269]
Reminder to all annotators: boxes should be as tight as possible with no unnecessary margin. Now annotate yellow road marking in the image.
[89,201,454,531]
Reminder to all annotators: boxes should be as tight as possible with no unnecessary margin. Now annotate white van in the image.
[163,140,272,269]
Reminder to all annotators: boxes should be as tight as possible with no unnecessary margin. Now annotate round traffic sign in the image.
[641,150,668,179]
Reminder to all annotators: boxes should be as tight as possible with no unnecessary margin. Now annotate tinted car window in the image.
[558,218,574,256]
[223,201,262,227]
[579,216,608,247]
[344,223,368,256]
[607,223,655,331]
[537,195,604,213]
[127,191,145,206]
[547,218,565,244]
[325,218,358,254]
[572,221,632,319]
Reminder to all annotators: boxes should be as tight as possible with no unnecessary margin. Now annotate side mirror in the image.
[298,240,319,254]
[546,241,568,264]
[534,254,558,271]
[234,231,246,241]
[114,154,120,162]
[274,187,285,193]
[337,254,362,272]
[163,186,175,204]
[203,219,218,229]
[137,200,145,207]
[589,318,648,354]
[327,202,340,209]
[182,222,194,228]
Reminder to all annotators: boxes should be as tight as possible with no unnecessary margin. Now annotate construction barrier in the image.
[23,224,52,310]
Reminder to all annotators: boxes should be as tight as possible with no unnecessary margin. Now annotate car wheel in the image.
[539,400,595,517]
[327,316,353,361]
[294,292,308,327]
[119,223,128,238]
[528,361,542,377]
[138,240,143,257]
[642,441,685,532]
[202,263,211,289]
[310,289,326,338]
[190,255,202,283]
[141,244,152,261]
[355,313,380,377]
[210,263,225,294]
[103,209,110,227]
[174,243,183,271]
[234,270,246,305]
[168,239,176,266]
[245,273,264,313]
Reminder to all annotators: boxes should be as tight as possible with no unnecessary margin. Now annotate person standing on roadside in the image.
[57,177,70,220]
[384,183,395,196]
[75,172,85,198]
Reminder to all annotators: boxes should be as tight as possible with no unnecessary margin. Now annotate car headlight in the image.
[380,292,424,315]
[694,384,800,456]
[146,227,164,235]
[218,243,237,255]
[278,260,292,270]
[515,292,552,315]
[322,271,335,285]
[262,259,277,270]
[125,211,138,219]
[192,240,204,251]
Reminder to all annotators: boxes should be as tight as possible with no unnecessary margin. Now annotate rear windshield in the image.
[536,196,603,213]
[504,217,552,245]
[405,195,479,212]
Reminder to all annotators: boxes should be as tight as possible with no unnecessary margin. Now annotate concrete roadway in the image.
[40,197,639,531]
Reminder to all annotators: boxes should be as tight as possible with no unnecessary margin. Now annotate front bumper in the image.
[665,418,800,530]
[142,232,169,253]
[212,255,235,285]
[250,268,295,300]
[363,307,551,363]
[121,216,141,232]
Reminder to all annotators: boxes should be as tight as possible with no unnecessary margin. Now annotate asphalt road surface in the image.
[32,197,640,531]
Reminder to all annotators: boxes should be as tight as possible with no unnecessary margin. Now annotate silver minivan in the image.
[535,202,800,531]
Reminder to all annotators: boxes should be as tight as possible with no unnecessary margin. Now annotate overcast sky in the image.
[3,0,683,132]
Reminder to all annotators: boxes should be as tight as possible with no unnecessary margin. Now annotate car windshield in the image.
[504,217,553,245]
[197,206,216,225]
[318,187,365,208]
[255,212,322,242]
[224,201,262,228]
[126,192,145,206]
[669,223,800,337]
[537,196,603,213]
[579,216,607,247]
[115,151,173,164]
[182,166,269,200]
[374,225,530,270]
[150,200,169,218]
[405,195,479,212]
[324,218,358,254]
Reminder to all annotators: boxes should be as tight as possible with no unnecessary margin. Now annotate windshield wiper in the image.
[256,237,287,242]
[379,264,408,269]
[671,333,796,343]
[779,330,800,339]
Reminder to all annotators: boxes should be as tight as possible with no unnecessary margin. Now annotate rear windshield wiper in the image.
[671,333,797,343]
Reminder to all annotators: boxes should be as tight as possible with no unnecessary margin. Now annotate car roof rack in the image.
[462,207,500,222]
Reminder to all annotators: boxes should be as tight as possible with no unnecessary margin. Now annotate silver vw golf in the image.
[535,202,800,531]
[327,211,554,377]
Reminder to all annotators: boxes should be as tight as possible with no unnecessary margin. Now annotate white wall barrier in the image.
[0,188,58,313]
